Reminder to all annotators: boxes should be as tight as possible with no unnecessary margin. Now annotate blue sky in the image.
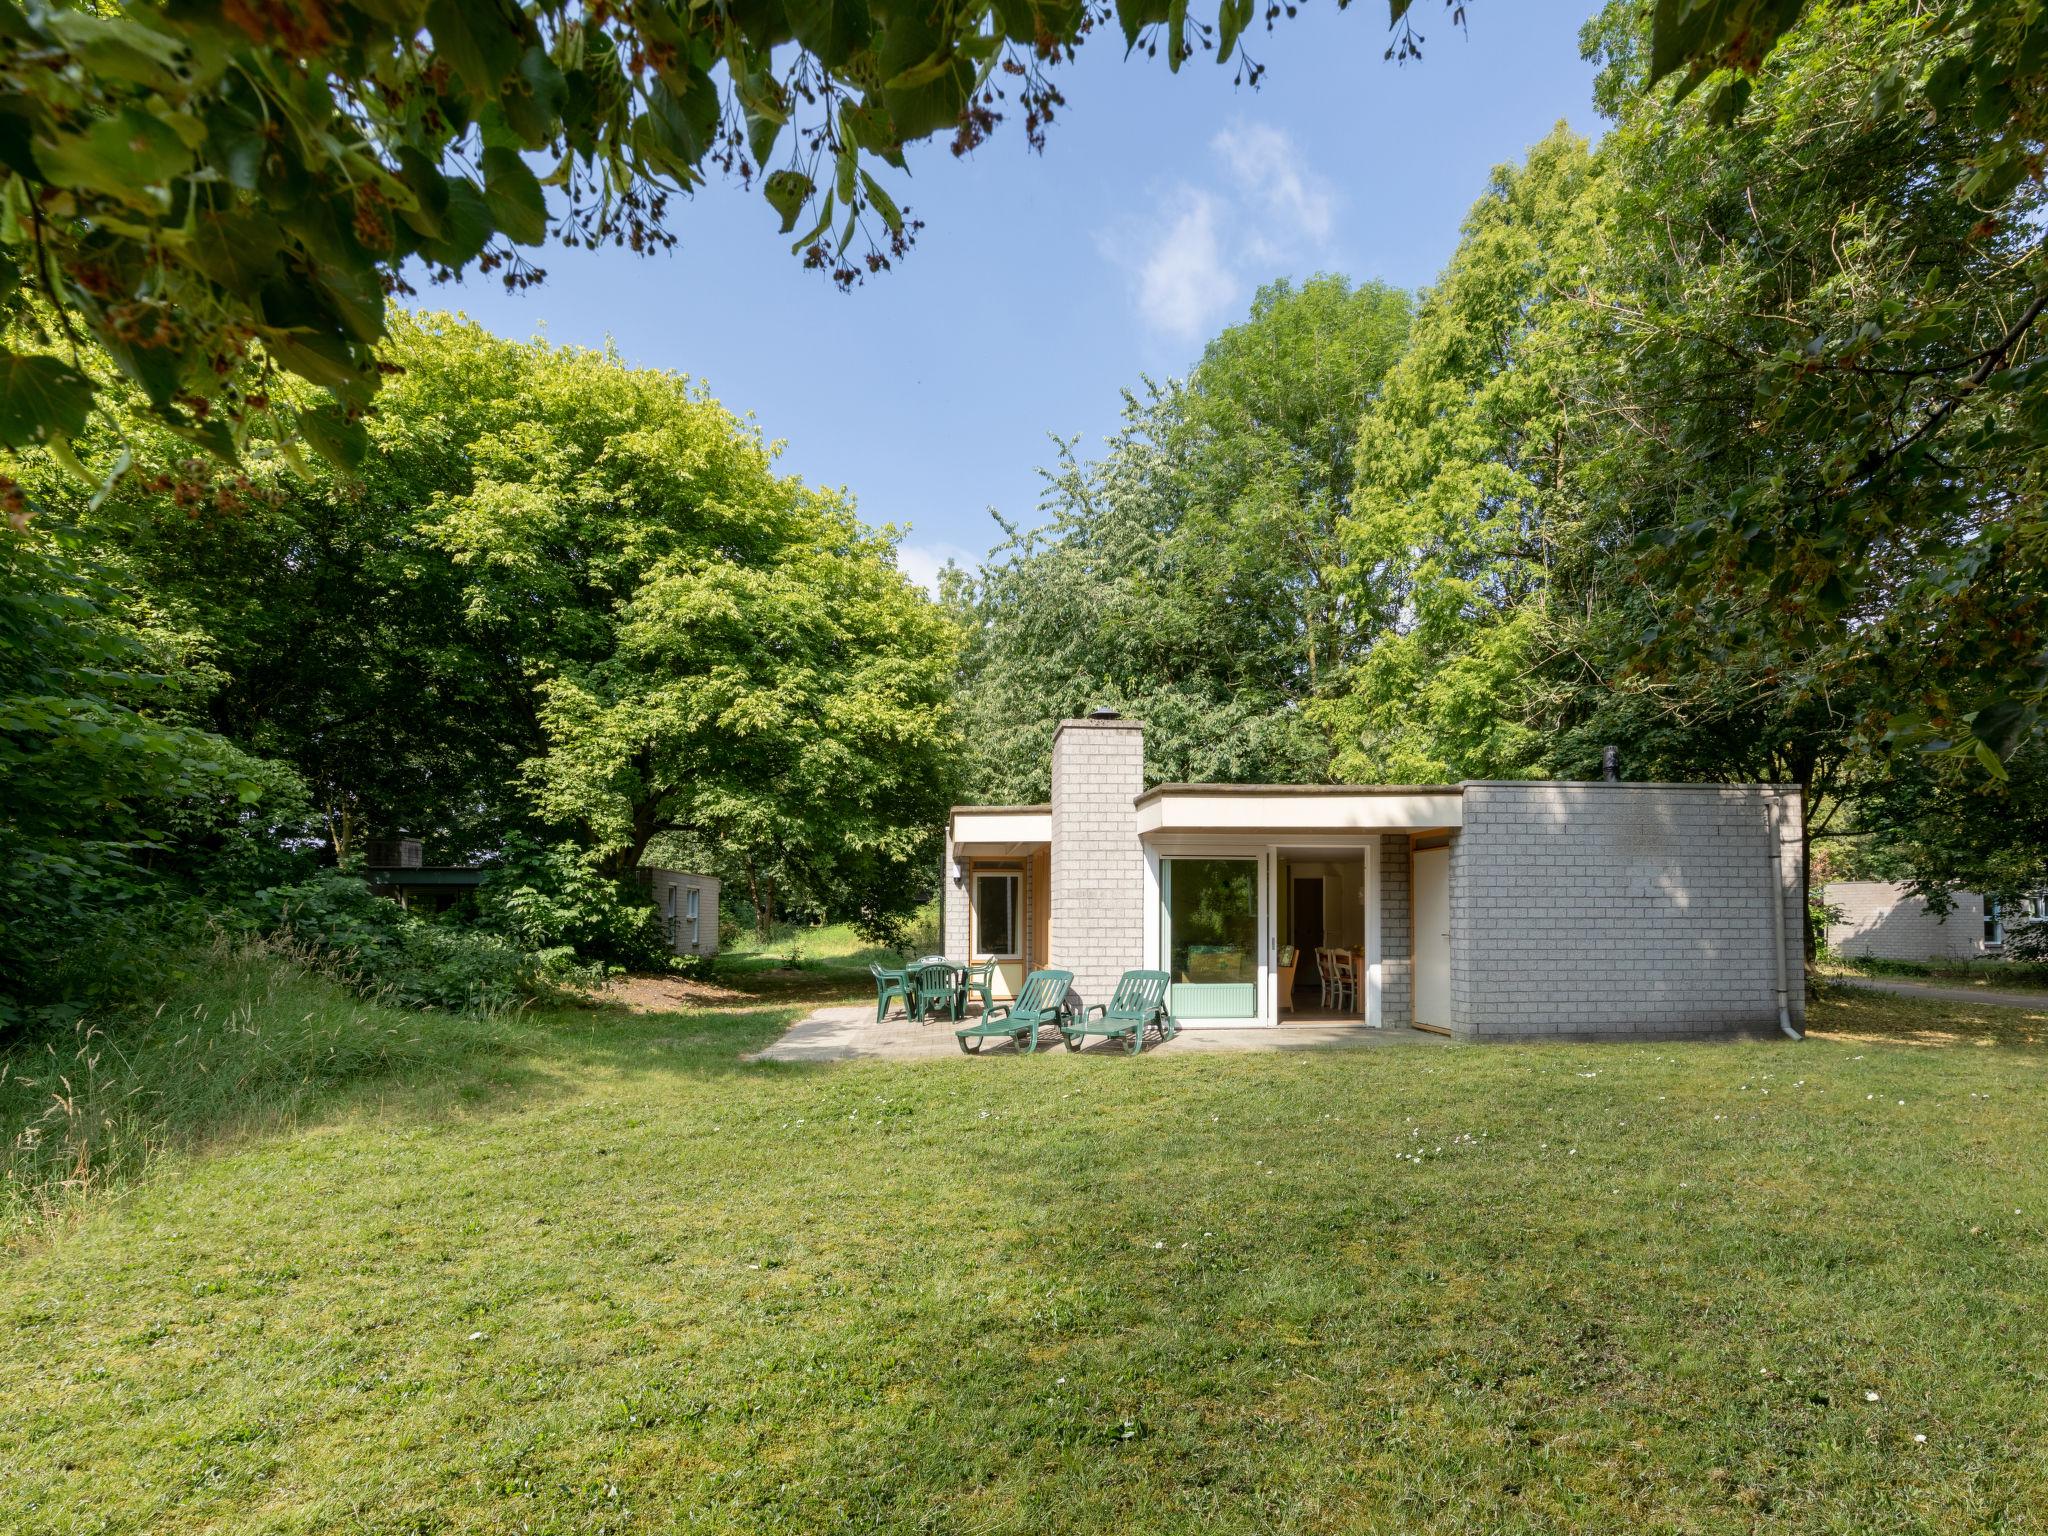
[431,2,1604,590]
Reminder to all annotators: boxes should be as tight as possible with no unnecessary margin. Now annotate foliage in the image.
[248,871,536,1012]
[954,276,1407,801]
[0,528,304,1019]
[1592,0,2048,767]
[0,0,1473,480]
[1,941,524,1224]
[1316,127,1600,783]
[45,313,958,944]
[474,833,665,972]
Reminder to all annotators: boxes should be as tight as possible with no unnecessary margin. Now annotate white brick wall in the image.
[1049,718,1147,1012]
[1447,783,1805,1039]
[1379,835,1412,1029]
[1825,881,1986,961]
[941,847,969,960]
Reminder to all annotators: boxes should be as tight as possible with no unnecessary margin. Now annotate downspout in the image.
[1766,793,1800,1040]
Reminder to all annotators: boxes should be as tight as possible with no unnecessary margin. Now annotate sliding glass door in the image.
[1162,857,1260,1021]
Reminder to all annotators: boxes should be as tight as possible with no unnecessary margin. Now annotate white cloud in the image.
[1110,122,1341,342]
[1212,122,1334,245]
[1135,192,1239,343]
[895,541,978,597]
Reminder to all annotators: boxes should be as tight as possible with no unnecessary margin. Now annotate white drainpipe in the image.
[1766,794,1800,1040]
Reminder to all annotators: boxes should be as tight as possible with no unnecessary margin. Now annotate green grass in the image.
[5,958,2047,1534]
[1819,954,2048,993]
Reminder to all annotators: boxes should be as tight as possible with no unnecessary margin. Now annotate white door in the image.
[1413,846,1450,1029]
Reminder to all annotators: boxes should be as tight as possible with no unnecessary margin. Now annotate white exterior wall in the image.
[1825,881,1987,962]
[1447,783,1805,1039]
[643,869,720,958]
[1049,717,1147,1012]
[1379,835,1414,1030]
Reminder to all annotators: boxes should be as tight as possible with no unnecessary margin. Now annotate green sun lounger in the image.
[1060,969,1174,1055]
[955,968,1073,1054]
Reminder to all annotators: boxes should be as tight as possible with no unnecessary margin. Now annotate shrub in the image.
[473,835,666,971]
[247,872,535,1013]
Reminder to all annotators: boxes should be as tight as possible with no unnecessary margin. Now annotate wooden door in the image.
[1290,877,1324,958]
[1413,847,1450,1029]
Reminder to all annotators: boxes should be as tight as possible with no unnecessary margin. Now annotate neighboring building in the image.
[642,867,720,959]
[1823,881,2016,962]
[941,714,1805,1041]
[362,838,487,912]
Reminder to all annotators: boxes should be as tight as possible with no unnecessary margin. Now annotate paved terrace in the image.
[752,1004,1454,1063]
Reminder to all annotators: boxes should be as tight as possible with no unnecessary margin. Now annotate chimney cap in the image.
[1087,706,1122,720]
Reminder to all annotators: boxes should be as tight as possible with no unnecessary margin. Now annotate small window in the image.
[664,886,677,944]
[973,870,1020,960]
[686,887,701,947]
[1986,900,2003,947]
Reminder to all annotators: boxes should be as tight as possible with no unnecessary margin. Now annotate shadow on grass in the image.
[1803,982,2048,1049]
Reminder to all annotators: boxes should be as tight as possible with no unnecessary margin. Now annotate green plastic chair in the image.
[956,969,1073,1054]
[910,959,963,1023]
[1061,970,1174,1055]
[960,958,998,1017]
[869,962,911,1023]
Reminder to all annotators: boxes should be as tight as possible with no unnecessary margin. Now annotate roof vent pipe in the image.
[1601,745,1620,783]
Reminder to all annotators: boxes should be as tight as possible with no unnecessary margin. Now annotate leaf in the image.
[1115,0,1171,48]
[426,0,522,98]
[859,169,902,233]
[394,146,451,239]
[298,402,369,471]
[785,0,872,68]
[481,146,547,245]
[763,170,814,234]
[33,110,191,206]
[417,178,495,268]
[0,351,95,449]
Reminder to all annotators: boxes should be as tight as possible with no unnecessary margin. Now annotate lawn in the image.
[4,954,2045,1534]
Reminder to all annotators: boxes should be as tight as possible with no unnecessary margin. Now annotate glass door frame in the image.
[1141,834,1384,1028]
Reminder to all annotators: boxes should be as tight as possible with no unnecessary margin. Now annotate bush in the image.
[247,872,536,1013]
[473,835,666,972]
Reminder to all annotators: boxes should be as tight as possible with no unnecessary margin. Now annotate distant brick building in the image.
[1823,881,1994,962]
[641,867,720,959]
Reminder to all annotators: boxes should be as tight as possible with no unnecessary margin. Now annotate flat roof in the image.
[1134,782,1461,804]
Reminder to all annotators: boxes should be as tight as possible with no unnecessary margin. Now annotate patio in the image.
[751,1002,1454,1062]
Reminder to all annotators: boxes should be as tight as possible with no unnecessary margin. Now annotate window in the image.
[1986,899,2003,947]
[665,886,677,945]
[686,887,701,948]
[972,870,1020,959]
[1163,857,1259,1020]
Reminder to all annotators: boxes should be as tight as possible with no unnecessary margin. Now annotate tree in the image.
[1591,0,2048,766]
[0,0,1475,482]
[44,313,959,937]
[952,276,1408,802]
[0,527,288,1016]
[1176,275,1412,696]
[1314,126,1601,783]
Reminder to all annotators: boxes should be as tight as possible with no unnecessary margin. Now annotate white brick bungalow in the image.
[1822,881,1997,963]
[942,715,1806,1041]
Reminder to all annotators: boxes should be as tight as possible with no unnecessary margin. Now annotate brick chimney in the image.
[1049,714,1146,1009]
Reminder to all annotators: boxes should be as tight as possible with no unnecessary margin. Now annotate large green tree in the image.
[953,275,1408,801]
[54,312,958,929]
[1314,125,1602,784]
